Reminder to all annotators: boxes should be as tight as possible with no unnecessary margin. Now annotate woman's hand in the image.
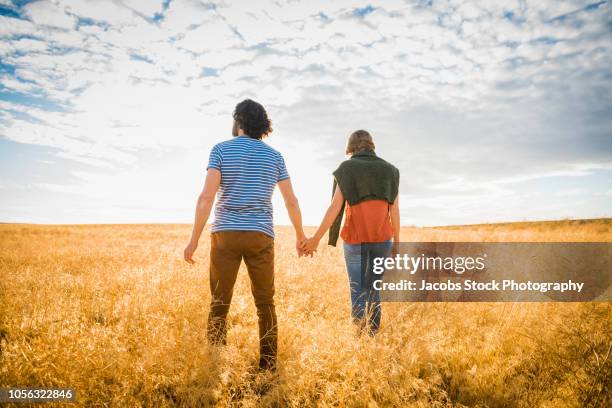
[184,240,198,264]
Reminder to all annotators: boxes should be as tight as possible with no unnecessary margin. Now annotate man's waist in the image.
[216,206,273,215]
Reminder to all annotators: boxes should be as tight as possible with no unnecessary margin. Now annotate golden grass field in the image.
[0,219,610,407]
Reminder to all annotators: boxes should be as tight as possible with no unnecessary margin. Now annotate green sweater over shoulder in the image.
[328,149,400,246]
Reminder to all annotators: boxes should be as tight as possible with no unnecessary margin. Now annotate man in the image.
[183,99,307,370]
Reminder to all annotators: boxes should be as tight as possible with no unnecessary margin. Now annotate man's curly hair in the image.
[233,99,273,139]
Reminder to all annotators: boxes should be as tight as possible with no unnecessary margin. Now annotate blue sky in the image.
[0,0,611,226]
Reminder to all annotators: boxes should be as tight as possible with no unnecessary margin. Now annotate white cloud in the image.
[64,0,135,25]
[160,1,207,30]
[175,17,242,53]
[23,0,76,30]
[0,14,36,37]
[121,0,163,18]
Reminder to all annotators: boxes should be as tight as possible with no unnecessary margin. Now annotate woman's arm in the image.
[390,194,401,252]
[184,168,221,264]
[303,184,344,253]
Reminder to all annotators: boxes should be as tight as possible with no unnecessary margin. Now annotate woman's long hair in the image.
[346,130,375,155]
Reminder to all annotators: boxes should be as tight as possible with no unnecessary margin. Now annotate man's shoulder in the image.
[264,143,283,158]
[211,137,250,154]
[213,138,238,150]
[254,141,284,161]
[214,138,284,160]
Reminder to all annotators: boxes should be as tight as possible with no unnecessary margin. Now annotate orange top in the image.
[340,199,394,244]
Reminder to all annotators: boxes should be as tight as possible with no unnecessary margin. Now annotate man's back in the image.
[207,135,289,238]
[185,98,305,372]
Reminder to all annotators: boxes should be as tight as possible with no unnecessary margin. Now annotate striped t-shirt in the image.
[206,135,289,238]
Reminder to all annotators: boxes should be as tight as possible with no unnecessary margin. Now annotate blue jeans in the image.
[343,240,393,335]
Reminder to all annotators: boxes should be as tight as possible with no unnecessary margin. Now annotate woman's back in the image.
[329,148,399,245]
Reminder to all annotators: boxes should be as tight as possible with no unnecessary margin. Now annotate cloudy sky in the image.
[0,0,611,226]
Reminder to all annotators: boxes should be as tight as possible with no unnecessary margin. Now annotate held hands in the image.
[298,236,320,257]
[295,233,311,257]
[294,231,308,257]
[295,232,319,257]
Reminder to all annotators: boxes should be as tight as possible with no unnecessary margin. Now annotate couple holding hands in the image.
[184,99,400,371]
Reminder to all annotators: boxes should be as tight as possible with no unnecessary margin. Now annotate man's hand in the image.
[295,238,305,257]
[296,233,309,257]
[300,236,320,256]
[184,240,198,264]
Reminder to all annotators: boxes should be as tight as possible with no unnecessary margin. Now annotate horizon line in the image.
[1,217,609,229]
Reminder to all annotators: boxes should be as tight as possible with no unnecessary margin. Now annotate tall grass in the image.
[0,220,610,407]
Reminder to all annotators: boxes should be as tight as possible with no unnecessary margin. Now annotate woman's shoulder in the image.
[377,156,400,174]
[334,156,399,176]
[333,159,355,176]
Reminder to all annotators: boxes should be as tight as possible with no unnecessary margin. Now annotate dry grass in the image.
[0,219,610,407]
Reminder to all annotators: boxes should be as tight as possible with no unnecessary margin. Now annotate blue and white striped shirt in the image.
[206,135,289,238]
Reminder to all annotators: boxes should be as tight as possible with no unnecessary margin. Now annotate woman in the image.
[302,130,400,335]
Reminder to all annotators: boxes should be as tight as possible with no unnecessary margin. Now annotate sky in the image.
[0,0,611,227]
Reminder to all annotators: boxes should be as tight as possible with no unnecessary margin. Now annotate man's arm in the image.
[303,184,344,253]
[184,168,221,264]
[277,178,307,255]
